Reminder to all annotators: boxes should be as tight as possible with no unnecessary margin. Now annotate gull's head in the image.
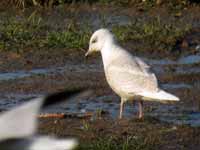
[85,28,114,57]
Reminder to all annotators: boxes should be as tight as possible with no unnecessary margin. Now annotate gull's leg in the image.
[132,98,135,116]
[138,100,144,119]
[119,98,124,119]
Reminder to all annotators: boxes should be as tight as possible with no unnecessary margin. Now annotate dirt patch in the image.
[0,3,199,72]
[0,2,200,149]
[38,117,200,150]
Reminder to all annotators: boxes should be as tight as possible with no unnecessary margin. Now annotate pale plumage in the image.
[86,28,179,119]
[0,89,87,150]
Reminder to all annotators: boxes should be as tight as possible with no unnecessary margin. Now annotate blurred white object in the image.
[0,89,87,150]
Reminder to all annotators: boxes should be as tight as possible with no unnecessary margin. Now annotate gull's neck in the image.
[100,39,119,69]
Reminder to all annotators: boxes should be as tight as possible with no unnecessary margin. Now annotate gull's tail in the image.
[140,90,180,101]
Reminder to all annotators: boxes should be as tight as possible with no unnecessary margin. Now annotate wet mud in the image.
[0,3,200,149]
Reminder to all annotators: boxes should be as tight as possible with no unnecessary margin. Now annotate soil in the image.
[0,2,200,149]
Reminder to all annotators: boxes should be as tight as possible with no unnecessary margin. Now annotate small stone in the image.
[181,40,189,49]
[54,120,58,124]
[156,0,162,5]
[81,109,86,113]
[195,45,200,51]
[175,12,182,17]
[172,126,177,130]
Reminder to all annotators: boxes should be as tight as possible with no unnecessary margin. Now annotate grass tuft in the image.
[112,17,191,52]
[77,135,160,150]
[0,13,191,55]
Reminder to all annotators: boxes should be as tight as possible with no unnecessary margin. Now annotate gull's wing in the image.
[109,47,152,75]
[106,54,159,95]
[0,98,43,141]
[106,55,179,101]
[0,88,89,142]
[0,136,77,150]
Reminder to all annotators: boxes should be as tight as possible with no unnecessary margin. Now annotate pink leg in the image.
[119,100,124,119]
[138,101,143,119]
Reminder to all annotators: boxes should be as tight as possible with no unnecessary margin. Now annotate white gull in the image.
[85,28,179,119]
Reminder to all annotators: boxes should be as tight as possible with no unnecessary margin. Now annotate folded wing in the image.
[106,56,159,95]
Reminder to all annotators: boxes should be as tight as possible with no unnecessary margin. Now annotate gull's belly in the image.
[105,73,135,100]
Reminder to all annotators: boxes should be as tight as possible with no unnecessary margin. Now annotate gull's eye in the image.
[91,38,97,44]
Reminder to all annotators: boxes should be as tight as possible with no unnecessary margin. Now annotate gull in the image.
[0,88,88,150]
[85,28,180,119]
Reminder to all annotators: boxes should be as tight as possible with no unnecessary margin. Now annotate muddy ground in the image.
[0,2,200,149]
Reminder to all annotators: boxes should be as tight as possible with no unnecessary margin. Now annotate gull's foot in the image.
[138,113,144,119]
[118,114,123,119]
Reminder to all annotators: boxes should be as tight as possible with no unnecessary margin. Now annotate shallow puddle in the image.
[147,53,200,66]
[1,91,200,127]
[0,54,199,126]
[1,53,200,81]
